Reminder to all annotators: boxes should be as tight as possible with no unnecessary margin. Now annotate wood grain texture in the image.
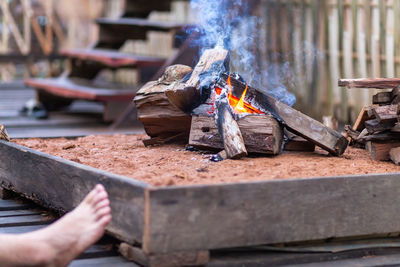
[189,114,283,155]
[0,140,148,245]
[338,78,400,89]
[143,173,400,254]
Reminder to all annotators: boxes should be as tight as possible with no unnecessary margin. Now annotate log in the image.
[134,65,193,145]
[214,99,247,159]
[189,114,283,155]
[389,147,400,165]
[372,92,392,105]
[219,74,348,156]
[366,141,400,161]
[372,104,398,123]
[364,119,395,134]
[165,48,230,112]
[392,85,400,104]
[338,78,400,89]
[284,130,315,152]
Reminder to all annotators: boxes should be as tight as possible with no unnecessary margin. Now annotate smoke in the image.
[189,0,297,107]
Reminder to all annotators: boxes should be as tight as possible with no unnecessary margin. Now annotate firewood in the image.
[353,106,372,131]
[338,78,400,89]
[215,100,247,159]
[165,48,230,112]
[284,130,315,152]
[389,147,400,165]
[373,92,392,105]
[189,114,283,155]
[372,104,398,123]
[359,132,400,142]
[366,141,400,161]
[219,74,348,156]
[0,125,10,141]
[134,65,193,143]
[364,119,396,134]
[392,85,400,104]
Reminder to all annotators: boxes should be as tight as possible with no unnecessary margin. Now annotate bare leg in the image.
[0,184,112,267]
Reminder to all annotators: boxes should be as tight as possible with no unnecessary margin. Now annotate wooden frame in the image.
[2,140,400,259]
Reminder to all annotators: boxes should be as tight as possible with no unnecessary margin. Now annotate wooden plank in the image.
[339,78,400,89]
[0,214,53,227]
[70,256,138,267]
[25,78,137,102]
[0,199,32,211]
[143,172,400,254]
[61,49,166,68]
[0,140,147,245]
[367,141,400,160]
[0,225,45,234]
[0,209,42,217]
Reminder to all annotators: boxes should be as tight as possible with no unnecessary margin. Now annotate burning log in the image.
[189,114,283,155]
[134,65,193,145]
[219,74,348,156]
[214,99,247,159]
[338,78,400,89]
[165,48,230,113]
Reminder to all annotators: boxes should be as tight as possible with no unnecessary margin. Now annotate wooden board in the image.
[143,173,400,254]
[0,140,147,245]
[338,78,400,89]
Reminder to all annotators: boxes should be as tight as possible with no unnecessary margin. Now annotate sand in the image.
[14,134,400,187]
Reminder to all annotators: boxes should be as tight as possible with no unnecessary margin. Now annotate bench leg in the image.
[119,243,209,267]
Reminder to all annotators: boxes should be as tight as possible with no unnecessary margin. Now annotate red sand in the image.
[14,134,400,187]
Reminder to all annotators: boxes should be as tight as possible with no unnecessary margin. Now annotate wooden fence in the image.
[255,0,400,123]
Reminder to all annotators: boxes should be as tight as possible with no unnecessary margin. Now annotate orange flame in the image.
[225,76,263,114]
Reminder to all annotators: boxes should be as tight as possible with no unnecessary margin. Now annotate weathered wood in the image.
[372,104,398,123]
[189,114,283,155]
[373,92,392,105]
[284,135,316,152]
[134,65,193,141]
[338,78,400,89]
[143,172,400,254]
[0,140,147,245]
[392,85,400,104]
[165,48,230,112]
[390,147,400,165]
[353,106,372,131]
[0,214,53,227]
[221,74,348,156]
[367,141,400,160]
[0,125,10,141]
[358,132,400,142]
[119,243,209,267]
[365,119,395,134]
[215,100,247,159]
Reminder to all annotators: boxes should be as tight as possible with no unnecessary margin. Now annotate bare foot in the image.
[24,184,112,266]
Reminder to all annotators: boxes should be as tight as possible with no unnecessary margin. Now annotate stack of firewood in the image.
[340,79,400,164]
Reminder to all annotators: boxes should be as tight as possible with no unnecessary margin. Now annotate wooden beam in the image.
[338,78,400,89]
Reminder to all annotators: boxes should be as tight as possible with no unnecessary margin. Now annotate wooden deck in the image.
[0,82,145,138]
[0,195,137,266]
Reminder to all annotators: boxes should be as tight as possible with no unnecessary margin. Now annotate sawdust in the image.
[14,134,400,187]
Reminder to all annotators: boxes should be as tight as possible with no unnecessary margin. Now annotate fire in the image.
[215,76,264,114]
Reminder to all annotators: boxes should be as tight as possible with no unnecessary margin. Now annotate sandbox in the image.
[2,135,400,265]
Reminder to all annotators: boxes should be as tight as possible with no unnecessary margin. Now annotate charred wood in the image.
[373,92,392,105]
[220,74,348,156]
[189,114,283,155]
[284,130,315,152]
[165,48,230,113]
[215,99,247,159]
[372,104,399,123]
[364,119,396,134]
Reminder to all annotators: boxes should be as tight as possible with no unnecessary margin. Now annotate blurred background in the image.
[0,0,397,137]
